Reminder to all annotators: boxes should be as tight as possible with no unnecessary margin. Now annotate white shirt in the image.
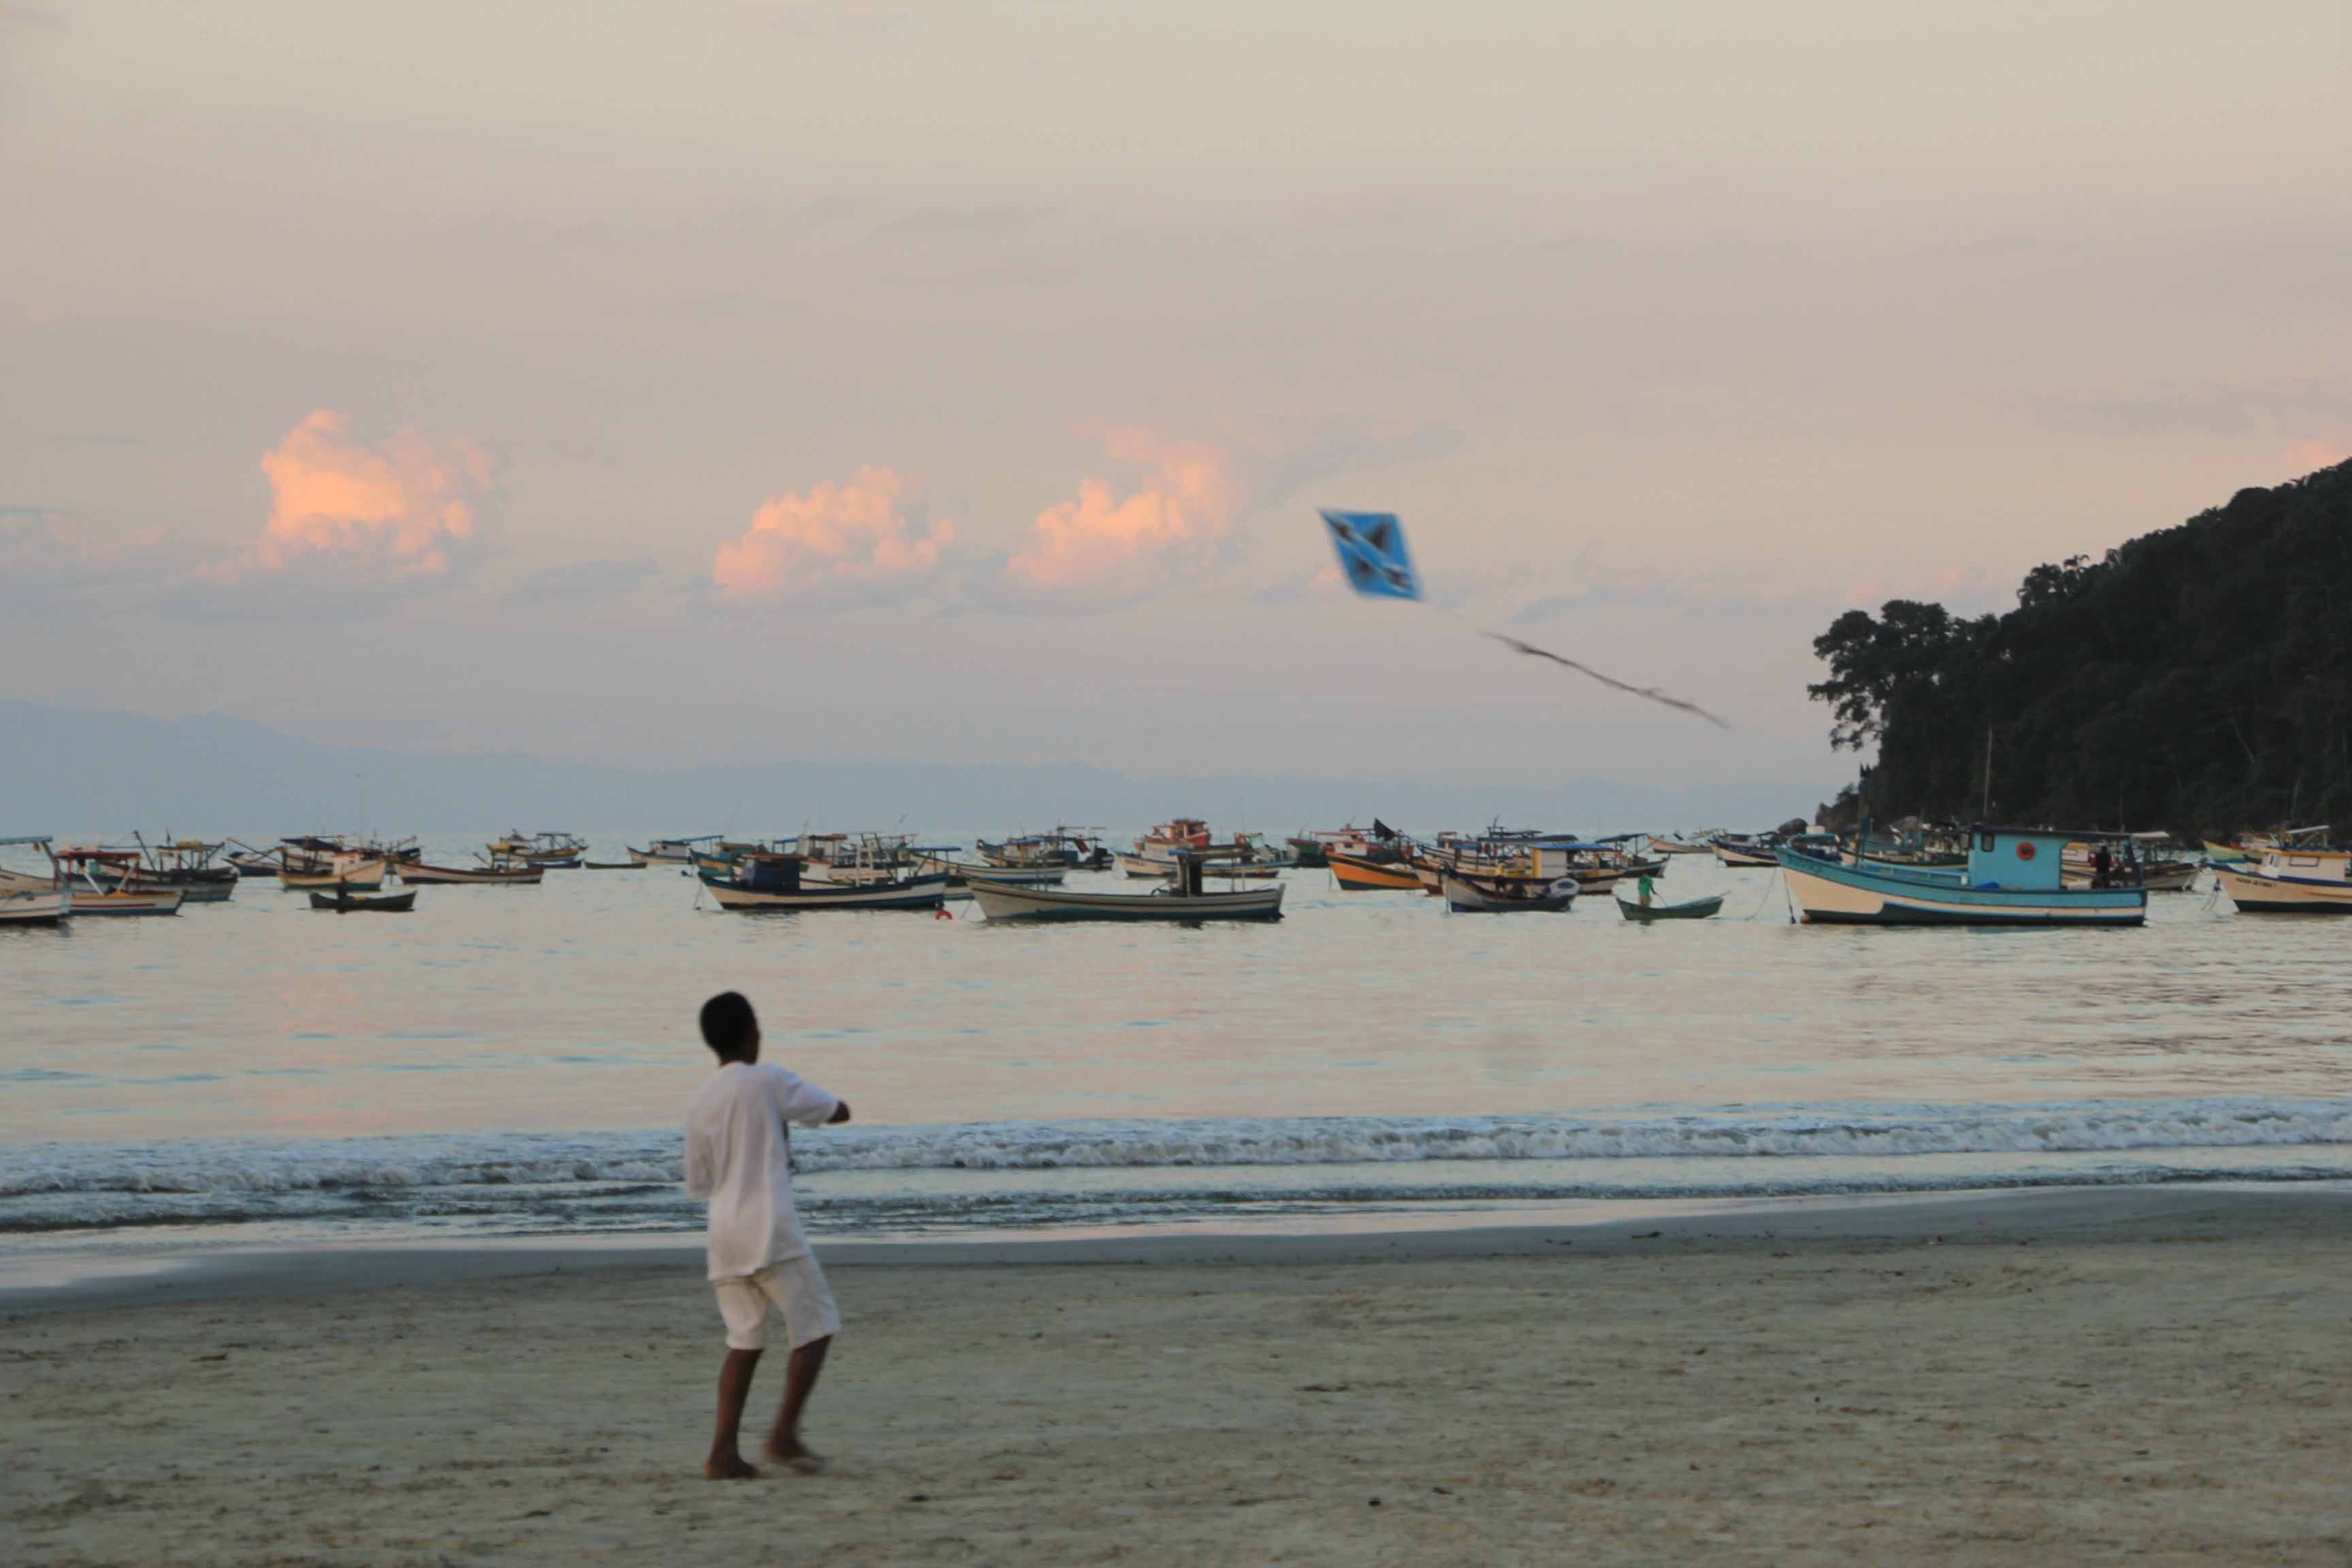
[683,1061,841,1281]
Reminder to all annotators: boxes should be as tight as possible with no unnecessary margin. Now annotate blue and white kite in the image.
[1318,507,1729,729]
[1319,510,1420,600]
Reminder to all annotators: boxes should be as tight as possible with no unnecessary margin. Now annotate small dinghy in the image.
[309,887,416,913]
[582,860,641,870]
[1616,892,1725,921]
[397,858,543,885]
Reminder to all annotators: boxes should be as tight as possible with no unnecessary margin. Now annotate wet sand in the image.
[7,1188,2349,1565]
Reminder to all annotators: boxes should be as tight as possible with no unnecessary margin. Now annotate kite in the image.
[1318,509,1730,729]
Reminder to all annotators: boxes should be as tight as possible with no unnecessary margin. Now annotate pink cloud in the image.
[712,466,954,600]
[1004,430,1231,600]
[249,410,497,578]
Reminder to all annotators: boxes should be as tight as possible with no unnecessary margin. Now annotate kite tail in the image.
[1482,633,1733,730]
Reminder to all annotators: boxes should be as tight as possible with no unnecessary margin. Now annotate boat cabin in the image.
[2253,845,2351,886]
[1965,827,2110,892]
[735,853,807,893]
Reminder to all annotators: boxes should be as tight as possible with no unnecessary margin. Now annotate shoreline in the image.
[8,1182,2345,1311]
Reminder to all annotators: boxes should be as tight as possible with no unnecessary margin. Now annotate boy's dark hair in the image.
[699,991,757,1058]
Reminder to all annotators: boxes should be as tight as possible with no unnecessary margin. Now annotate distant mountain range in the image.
[1,699,1821,840]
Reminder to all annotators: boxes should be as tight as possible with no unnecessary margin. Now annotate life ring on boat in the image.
[934,906,953,920]
[2015,842,2037,862]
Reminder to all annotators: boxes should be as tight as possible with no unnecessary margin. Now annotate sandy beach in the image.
[7,1188,2348,1565]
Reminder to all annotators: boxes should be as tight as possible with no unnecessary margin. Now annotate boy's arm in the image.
[684,1124,714,1197]
[768,1066,846,1129]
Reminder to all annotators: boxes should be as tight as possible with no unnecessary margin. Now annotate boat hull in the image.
[65,889,184,917]
[280,861,388,892]
[1776,849,2146,927]
[2213,865,2352,913]
[1440,875,1573,913]
[971,881,1283,921]
[1616,894,1723,921]
[397,862,545,885]
[1328,851,1422,892]
[915,855,1068,888]
[708,877,948,911]
[310,890,416,913]
[0,889,71,925]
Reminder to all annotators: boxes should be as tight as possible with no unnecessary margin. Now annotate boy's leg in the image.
[706,1275,771,1479]
[761,1254,843,1469]
[766,1335,831,1465]
[706,1348,764,1479]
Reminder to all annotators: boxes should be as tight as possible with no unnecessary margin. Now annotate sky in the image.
[3,1,2347,805]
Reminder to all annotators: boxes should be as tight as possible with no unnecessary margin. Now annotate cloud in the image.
[504,557,659,608]
[1001,431,1232,603]
[237,410,499,581]
[712,466,956,605]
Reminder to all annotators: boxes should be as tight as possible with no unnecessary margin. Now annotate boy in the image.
[683,990,851,1479]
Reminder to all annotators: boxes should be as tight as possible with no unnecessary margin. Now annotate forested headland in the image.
[1810,459,2352,836]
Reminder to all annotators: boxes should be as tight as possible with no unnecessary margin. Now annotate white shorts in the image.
[713,1253,840,1352]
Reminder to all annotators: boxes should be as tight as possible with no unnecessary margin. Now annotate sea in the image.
[3,834,2347,1263]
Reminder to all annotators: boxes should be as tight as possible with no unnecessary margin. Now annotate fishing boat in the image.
[84,836,239,902]
[310,887,416,913]
[1776,827,2147,927]
[1440,871,1575,913]
[971,855,1283,921]
[225,840,286,877]
[279,856,389,892]
[0,888,70,925]
[629,836,717,866]
[583,859,640,870]
[703,851,949,911]
[488,831,588,868]
[913,852,1068,892]
[1650,832,1719,857]
[1117,818,1214,877]
[1616,891,1724,921]
[975,828,1115,871]
[1712,834,1782,869]
[2059,836,2199,892]
[395,858,545,885]
[51,849,185,915]
[2212,842,2352,913]
[0,837,72,925]
[1329,847,1426,891]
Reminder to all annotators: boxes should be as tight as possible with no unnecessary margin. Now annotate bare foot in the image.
[762,1440,827,1475]
[703,1454,762,1480]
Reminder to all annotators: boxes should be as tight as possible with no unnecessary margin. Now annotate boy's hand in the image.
[828,1100,852,1124]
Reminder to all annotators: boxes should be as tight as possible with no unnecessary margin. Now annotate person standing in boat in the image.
[684,991,851,1480]
[1637,872,1656,908]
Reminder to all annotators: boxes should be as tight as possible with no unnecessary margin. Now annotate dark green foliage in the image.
[1809,460,2352,834]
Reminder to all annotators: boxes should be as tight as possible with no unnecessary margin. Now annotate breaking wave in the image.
[3,1098,2347,1237]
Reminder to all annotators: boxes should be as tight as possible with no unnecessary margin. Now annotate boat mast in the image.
[1980,725,1994,821]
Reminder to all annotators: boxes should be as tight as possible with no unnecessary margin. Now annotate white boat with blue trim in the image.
[1776,827,2147,927]
[973,855,1283,921]
[2212,843,2352,913]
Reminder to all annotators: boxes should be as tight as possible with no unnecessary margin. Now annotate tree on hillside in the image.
[1808,460,2352,834]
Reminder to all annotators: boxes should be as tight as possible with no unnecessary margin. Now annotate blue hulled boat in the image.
[1776,827,2146,927]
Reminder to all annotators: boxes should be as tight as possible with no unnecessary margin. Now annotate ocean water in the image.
[3,835,2347,1253]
